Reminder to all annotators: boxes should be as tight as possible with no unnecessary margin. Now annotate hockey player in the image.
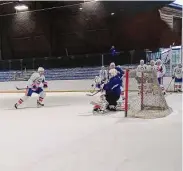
[15,67,48,109]
[91,76,103,92]
[103,68,121,111]
[109,62,124,100]
[91,66,107,93]
[136,60,148,94]
[172,63,182,92]
[148,60,157,71]
[156,59,166,94]
[92,68,121,112]
[99,66,108,82]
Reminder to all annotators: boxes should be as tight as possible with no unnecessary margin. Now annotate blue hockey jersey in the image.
[115,66,124,79]
[103,75,121,96]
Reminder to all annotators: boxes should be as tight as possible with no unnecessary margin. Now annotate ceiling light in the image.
[79,7,83,10]
[15,4,28,11]
[111,12,115,16]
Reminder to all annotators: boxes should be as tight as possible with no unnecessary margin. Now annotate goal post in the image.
[124,68,172,119]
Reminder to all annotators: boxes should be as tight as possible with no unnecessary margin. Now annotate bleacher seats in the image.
[0,65,171,82]
[0,67,101,82]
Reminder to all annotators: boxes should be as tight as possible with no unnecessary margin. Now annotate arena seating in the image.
[0,65,171,82]
[0,67,101,82]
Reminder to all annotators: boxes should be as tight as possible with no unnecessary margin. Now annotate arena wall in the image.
[0,77,175,93]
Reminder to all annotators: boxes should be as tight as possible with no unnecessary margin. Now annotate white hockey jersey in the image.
[99,69,108,81]
[156,64,166,78]
[27,72,46,88]
[147,64,157,72]
[136,64,147,77]
[173,66,182,79]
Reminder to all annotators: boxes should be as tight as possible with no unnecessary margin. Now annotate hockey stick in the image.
[86,90,101,96]
[16,86,27,90]
[166,78,173,92]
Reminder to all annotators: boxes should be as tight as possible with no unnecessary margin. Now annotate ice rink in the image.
[0,92,182,171]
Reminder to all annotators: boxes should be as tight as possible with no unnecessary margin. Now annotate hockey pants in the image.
[105,92,120,109]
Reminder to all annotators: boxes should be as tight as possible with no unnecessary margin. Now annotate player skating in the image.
[91,68,122,113]
[156,59,166,95]
[15,67,48,109]
[172,63,182,92]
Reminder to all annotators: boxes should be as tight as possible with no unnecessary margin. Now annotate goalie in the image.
[92,68,121,112]
[172,63,182,92]
[15,67,48,109]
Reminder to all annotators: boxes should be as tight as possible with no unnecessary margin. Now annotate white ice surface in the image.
[0,92,182,171]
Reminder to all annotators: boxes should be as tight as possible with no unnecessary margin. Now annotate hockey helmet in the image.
[109,62,115,69]
[150,60,155,66]
[38,67,45,75]
[109,68,117,78]
[101,66,105,70]
[140,60,144,65]
[156,59,162,66]
[178,63,182,68]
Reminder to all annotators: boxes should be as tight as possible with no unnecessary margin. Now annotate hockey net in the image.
[124,69,172,119]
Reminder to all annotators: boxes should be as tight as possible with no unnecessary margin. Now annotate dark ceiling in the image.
[1,0,180,62]
[0,1,173,16]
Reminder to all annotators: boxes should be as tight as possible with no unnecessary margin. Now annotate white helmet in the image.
[109,62,115,69]
[150,60,155,66]
[140,60,144,65]
[156,59,162,66]
[38,67,44,73]
[178,63,182,68]
[109,68,117,78]
[101,66,105,70]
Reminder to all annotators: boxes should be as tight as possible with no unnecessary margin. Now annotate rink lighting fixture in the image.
[15,4,28,11]
[79,7,83,10]
[111,12,115,15]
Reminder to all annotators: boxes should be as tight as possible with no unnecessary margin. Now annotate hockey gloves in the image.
[43,82,48,88]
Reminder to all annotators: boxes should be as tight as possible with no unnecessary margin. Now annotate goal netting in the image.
[124,69,172,119]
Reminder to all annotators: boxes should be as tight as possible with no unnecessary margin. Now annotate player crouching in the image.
[92,68,121,113]
[15,67,48,109]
